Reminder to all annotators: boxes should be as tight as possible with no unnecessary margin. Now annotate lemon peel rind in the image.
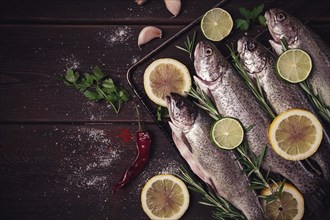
[268,108,323,161]
[276,49,312,84]
[141,174,190,220]
[201,8,233,42]
[261,182,304,220]
[143,58,191,107]
[211,117,244,150]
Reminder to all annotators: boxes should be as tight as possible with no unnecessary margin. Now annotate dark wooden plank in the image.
[0,24,184,122]
[0,0,220,24]
[1,21,329,122]
[1,0,329,25]
[0,123,214,219]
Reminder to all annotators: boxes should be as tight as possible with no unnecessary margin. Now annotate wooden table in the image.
[1,0,329,219]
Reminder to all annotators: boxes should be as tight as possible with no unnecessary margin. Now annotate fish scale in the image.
[237,36,330,182]
[166,93,267,220]
[194,40,328,215]
[265,8,330,110]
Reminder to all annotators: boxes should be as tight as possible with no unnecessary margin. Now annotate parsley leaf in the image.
[156,106,168,121]
[63,66,129,114]
[235,4,266,31]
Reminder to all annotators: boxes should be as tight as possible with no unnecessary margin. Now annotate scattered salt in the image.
[61,54,80,70]
[97,26,132,48]
[63,127,122,192]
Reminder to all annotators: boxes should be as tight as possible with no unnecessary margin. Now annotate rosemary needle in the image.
[175,30,197,60]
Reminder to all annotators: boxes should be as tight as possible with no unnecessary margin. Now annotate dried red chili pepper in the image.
[112,105,151,193]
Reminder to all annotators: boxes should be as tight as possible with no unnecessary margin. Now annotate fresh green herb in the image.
[279,38,330,124]
[63,66,129,114]
[156,106,168,121]
[187,83,284,206]
[228,45,277,119]
[235,4,266,31]
[179,167,246,220]
[187,87,220,121]
[175,30,197,60]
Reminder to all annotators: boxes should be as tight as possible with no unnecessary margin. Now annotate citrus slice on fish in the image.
[143,58,192,107]
[201,8,233,41]
[261,182,304,220]
[268,108,323,160]
[141,174,190,220]
[276,48,312,83]
[211,118,244,150]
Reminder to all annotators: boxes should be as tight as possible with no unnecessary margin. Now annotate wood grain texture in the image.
[0,0,330,219]
[0,124,214,219]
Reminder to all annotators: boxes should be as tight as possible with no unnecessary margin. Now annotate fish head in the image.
[166,93,197,131]
[237,36,268,74]
[265,8,300,45]
[194,41,228,82]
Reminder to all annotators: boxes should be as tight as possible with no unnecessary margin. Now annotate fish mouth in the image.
[237,37,246,54]
[165,93,175,113]
[194,42,202,59]
[264,9,282,42]
[264,10,271,25]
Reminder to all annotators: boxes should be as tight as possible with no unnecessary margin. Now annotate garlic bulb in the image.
[164,0,181,17]
[135,0,147,6]
[138,26,162,47]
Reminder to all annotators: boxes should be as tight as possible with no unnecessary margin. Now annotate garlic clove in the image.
[164,0,181,17]
[138,26,162,47]
[135,0,147,6]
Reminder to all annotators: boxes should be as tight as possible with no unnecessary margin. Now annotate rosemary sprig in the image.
[227,45,277,119]
[187,83,285,204]
[179,167,246,220]
[279,38,330,124]
[175,30,197,60]
[187,86,219,120]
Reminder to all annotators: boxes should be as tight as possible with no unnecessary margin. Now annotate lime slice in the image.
[201,8,233,41]
[276,48,312,83]
[268,108,323,161]
[211,118,244,150]
[261,182,304,220]
[143,58,192,107]
[141,174,190,220]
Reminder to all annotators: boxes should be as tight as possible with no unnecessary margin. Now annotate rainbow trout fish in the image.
[166,93,267,219]
[194,40,329,215]
[265,8,330,111]
[237,36,330,182]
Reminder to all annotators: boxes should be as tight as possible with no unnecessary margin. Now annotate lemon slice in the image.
[269,109,323,161]
[261,182,304,220]
[201,8,233,41]
[143,58,191,107]
[276,49,312,83]
[210,118,244,150]
[141,174,190,220]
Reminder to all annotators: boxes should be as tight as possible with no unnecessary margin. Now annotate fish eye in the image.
[276,13,286,22]
[205,48,213,56]
[247,41,256,51]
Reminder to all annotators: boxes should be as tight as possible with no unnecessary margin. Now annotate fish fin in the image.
[169,122,213,187]
[304,180,330,218]
[269,40,284,55]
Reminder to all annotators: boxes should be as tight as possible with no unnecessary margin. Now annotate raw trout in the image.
[166,93,266,220]
[194,41,329,214]
[265,8,330,109]
[237,36,330,182]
